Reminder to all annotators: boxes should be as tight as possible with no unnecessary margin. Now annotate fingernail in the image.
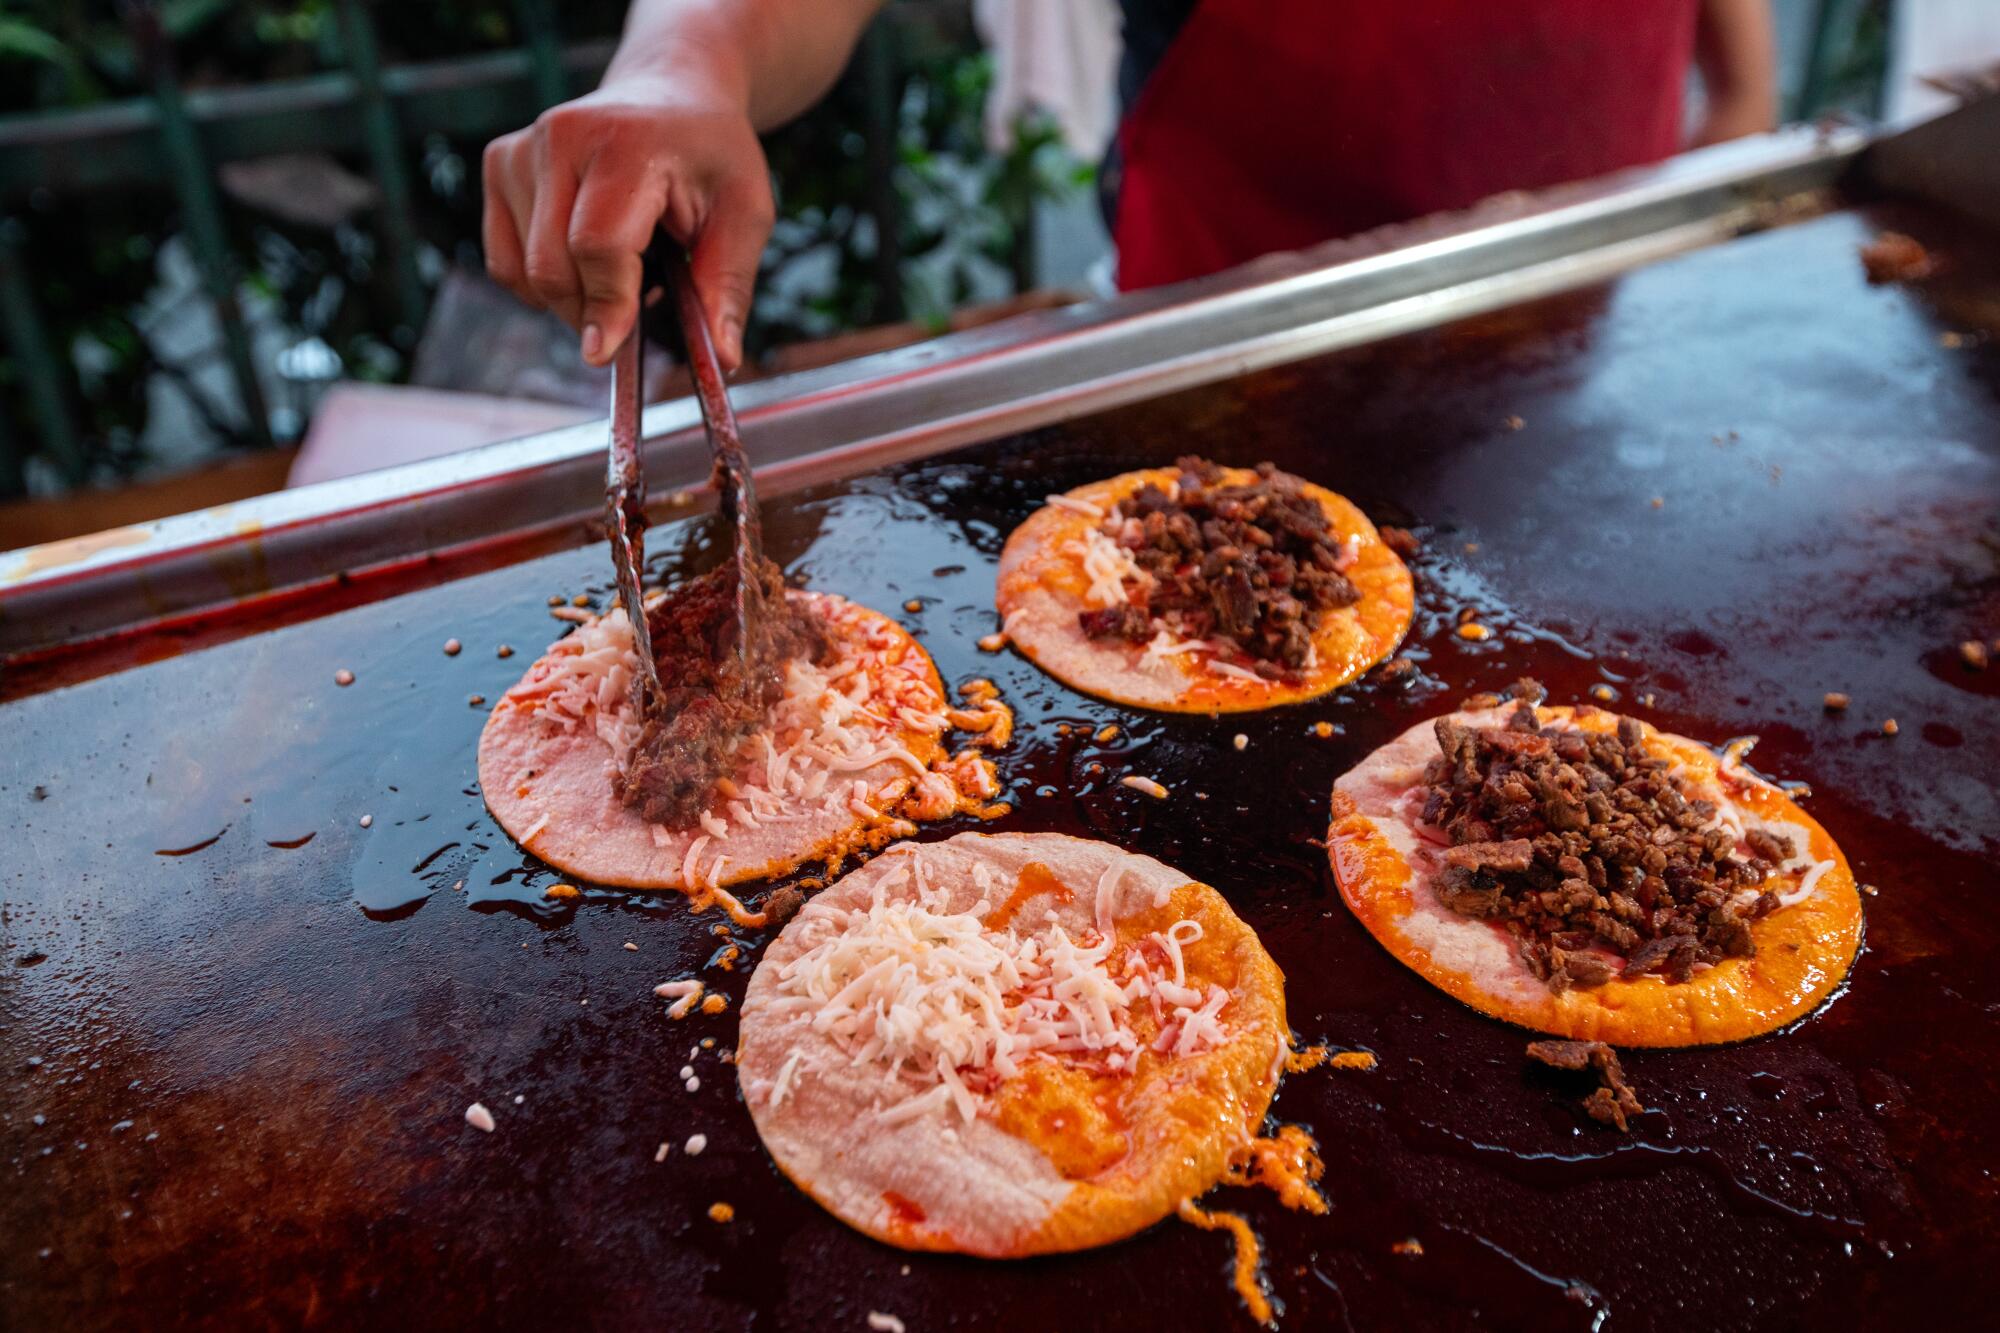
[720,317,742,369]
[581,324,603,364]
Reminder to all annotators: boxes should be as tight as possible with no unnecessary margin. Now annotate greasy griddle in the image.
[5,202,1998,1330]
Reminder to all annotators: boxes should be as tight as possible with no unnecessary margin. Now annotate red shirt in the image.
[1113,0,1698,289]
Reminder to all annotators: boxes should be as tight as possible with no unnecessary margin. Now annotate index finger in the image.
[569,168,669,365]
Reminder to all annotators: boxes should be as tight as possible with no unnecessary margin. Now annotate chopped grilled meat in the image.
[1444,839,1535,873]
[1075,457,1361,671]
[760,885,807,928]
[1423,679,1784,992]
[1378,525,1421,558]
[1525,1039,1644,1132]
[1078,604,1154,641]
[1744,827,1795,865]
[615,558,828,827]
[1523,1038,1595,1071]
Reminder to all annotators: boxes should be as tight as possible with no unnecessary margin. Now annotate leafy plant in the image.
[0,1,1090,496]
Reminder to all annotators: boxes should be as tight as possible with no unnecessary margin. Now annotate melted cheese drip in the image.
[1177,1199,1273,1326]
[1175,1125,1330,1326]
[1223,1125,1327,1215]
[1286,1044,1377,1073]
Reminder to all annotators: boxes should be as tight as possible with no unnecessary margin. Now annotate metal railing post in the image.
[859,19,904,322]
[0,380,22,499]
[127,3,273,448]
[336,0,430,343]
[513,0,571,110]
[0,217,86,489]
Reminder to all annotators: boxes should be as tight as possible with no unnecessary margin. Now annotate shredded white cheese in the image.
[656,978,705,1019]
[1780,857,1836,908]
[770,1050,806,1109]
[1065,525,1146,609]
[762,862,1226,1127]
[1045,494,1105,519]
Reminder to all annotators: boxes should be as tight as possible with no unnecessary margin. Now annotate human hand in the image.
[482,71,774,371]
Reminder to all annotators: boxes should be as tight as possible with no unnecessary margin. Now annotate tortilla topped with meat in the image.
[1327,686,1863,1047]
[995,458,1413,712]
[736,832,1290,1255]
[478,588,1005,920]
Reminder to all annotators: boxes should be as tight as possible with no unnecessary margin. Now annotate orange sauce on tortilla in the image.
[985,861,1073,929]
[1000,876,1248,1176]
[882,1191,927,1226]
[991,1062,1130,1179]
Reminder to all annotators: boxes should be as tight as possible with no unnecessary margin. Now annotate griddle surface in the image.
[5,205,1998,1330]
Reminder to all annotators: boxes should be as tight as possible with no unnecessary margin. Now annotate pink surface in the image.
[287,382,593,487]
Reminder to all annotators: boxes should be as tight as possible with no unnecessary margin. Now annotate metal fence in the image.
[0,0,926,499]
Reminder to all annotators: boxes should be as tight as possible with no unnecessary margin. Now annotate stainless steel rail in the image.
[0,123,1887,658]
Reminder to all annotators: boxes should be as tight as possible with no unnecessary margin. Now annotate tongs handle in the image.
[665,250,763,565]
[664,248,763,667]
[606,325,663,704]
[608,332,645,529]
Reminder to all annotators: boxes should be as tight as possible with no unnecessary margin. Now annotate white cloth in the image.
[1887,0,2000,121]
[973,0,1123,158]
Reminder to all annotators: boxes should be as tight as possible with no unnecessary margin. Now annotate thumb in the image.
[690,171,775,373]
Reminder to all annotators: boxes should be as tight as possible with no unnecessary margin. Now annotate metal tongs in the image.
[605,247,766,711]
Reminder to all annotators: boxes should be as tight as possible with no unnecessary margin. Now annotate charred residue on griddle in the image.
[0,200,1993,1329]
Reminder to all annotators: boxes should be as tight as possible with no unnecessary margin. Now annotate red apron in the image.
[1113,0,1698,289]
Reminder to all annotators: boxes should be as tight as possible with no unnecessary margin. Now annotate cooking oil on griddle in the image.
[4,203,1998,1329]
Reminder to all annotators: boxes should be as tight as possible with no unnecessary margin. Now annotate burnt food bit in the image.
[1378,525,1421,558]
[760,884,807,929]
[1859,231,1936,285]
[1525,1040,1645,1131]
[616,558,828,827]
[1423,680,1786,992]
[1075,456,1361,673]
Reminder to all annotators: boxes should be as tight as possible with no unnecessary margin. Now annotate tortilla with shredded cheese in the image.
[478,591,1001,912]
[994,465,1414,712]
[737,832,1288,1256]
[1328,704,1863,1047]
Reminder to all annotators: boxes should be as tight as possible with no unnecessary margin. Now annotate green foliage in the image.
[0,1,1092,494]
[756,35,1087,352]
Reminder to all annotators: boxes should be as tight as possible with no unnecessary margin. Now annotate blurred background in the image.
[0,0,1979,545]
